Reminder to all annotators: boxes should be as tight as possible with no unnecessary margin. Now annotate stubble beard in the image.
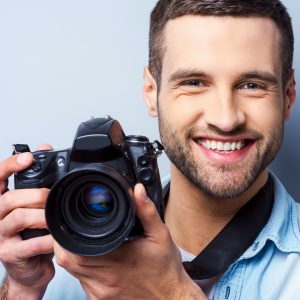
[158,113,283,200]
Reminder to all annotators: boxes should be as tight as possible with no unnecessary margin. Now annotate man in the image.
[0,0,298,299]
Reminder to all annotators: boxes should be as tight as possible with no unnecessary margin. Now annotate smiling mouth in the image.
[195,139,254,153]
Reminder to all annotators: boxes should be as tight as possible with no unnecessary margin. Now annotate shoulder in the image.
[240,174,300,298]
[239,248,300,299]
[272,173,300,239]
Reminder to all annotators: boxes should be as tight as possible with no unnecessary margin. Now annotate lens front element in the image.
[82,184,114,217]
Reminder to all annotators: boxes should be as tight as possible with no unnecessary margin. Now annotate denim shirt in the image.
[212,174,300,300]
[0,174,299,299]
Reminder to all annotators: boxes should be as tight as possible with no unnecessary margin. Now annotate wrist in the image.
[2,275,48,300]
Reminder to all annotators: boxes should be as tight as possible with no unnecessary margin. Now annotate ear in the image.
[143,67,158,117]
[284,71,296,121]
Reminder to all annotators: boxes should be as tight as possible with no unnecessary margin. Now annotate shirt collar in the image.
[240,172,300,260]
[162,172,300,261]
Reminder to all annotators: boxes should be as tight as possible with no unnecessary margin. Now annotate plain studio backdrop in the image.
[0,1,299,200]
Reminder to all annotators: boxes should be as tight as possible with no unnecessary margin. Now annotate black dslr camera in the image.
[14,116,164,256]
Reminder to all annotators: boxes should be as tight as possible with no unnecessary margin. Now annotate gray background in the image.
[0,1,298,200]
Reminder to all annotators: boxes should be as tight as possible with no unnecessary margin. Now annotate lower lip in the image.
[194,141,255,163]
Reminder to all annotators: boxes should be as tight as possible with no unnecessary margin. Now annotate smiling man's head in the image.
[143,1,296,199]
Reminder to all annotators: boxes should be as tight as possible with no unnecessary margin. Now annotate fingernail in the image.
[17,153,32,165]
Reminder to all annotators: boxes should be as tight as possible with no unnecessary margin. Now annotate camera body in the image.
[14,116,164,256]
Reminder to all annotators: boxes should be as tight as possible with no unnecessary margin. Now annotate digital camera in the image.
[14,116,164,256]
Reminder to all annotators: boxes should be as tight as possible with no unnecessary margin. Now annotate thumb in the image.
[133,183,164,237]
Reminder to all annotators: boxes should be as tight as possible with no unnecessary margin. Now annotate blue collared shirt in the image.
[0,173,299,299]
[212,173,300,299]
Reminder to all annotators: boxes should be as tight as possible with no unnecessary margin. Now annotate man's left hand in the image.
[54,183,206,300]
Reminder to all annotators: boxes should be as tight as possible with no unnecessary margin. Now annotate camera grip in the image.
[20,228,50,240]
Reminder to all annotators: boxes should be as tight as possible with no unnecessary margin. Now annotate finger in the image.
[0,153,33,181]
[18,234,54,257]
[0,208,47,237]
[133,183,165,237]
[54,241,117,269]
[0,188,49,220]
[36,144,53,151]
[4,235,54,260]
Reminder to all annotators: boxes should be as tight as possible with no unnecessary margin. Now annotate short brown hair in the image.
[149,0,294,86]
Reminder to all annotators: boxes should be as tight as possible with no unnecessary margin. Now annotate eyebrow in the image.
[168,69,209,84]
[237,71,278,85]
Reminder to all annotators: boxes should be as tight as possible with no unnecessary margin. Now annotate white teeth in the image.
[224,142,231,151]
[217,141,223,151]
[198,139,246,152]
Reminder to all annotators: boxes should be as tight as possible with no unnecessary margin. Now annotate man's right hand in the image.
[0,151,55,299]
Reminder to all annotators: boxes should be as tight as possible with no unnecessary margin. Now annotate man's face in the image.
[144,16,295,199]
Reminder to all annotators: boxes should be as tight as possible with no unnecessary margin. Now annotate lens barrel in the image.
[45,166,135,256]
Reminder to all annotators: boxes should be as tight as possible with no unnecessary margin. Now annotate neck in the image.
[164,164,268,255]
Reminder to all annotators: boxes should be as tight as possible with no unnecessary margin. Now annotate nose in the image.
[204,89,246,132]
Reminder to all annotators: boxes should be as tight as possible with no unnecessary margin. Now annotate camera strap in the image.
[162,175,274,280]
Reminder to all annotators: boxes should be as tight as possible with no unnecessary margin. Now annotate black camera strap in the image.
[162,175,274,280]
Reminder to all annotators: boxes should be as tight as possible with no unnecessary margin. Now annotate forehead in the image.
[162,16,282,78]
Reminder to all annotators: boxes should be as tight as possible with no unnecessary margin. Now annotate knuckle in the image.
[0,166,8,180]
[0,244,14,263]
[0,220,4,236]
[0,250,9,263]
[55,251,70,268]
[0,190,9,204]
[0,194,9,218]
[0,190,19,219]
[0,180,8,193]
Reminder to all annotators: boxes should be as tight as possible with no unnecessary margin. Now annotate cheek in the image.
[243,99,284,134]
[158,93,204,129]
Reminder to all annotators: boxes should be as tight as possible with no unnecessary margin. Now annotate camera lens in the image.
[45,167,136,256]
[81,184,114,217]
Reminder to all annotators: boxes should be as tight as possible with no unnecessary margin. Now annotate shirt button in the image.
[252,242,259,251]
[225,286,231,299]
